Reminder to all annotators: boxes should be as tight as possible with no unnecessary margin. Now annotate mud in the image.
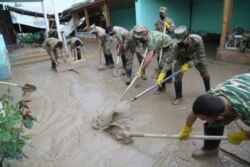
[1,42,249,167]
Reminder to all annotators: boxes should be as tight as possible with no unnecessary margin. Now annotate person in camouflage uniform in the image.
[154,7,175,83]
[178,73,250,159]
[134,26,174,94]
[124,25,147,85]
[67,37,86,61]
[90,25,114,68]
[105,26,129,71]
[158,25,210,105]
[42,37,66,70]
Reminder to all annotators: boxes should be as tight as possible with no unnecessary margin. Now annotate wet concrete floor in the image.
[0,42,249,167]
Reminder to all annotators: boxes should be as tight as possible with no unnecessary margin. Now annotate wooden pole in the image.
[84,8,90,32]
[103,2,110,26]
[220,0,233,48]
[72,13,77,36]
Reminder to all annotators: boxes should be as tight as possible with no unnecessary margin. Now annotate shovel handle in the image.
[130,70,182,103]
[130,133,228,140]
[0,81,19,87]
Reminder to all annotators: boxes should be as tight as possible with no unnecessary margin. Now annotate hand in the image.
[163,21,171,29]
[136,69,143,77]
[181,63,190,72]
[156,72,166,87]
[55,60,60,65]
[228,131,250,145]
[178,124,192,140]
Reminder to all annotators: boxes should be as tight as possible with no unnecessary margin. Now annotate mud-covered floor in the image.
[1,42,250,167]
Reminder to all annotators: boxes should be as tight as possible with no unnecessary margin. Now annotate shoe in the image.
[153,87,165,95]
[192,148,219,159]
[126,76,131,85]
[172,97,183,105]
[109,64,114,69]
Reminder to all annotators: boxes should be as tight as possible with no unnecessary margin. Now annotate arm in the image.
[185,112,198,127]
[59,48,66,62]
[50,51,59,64]
[178,111,197,140]
[141,50,154,71]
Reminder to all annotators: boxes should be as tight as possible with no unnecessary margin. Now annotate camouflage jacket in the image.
[125,28,145,55]
[154,17,175,34]
[113,26,129,42]
[67,37,83,49]
[44,37,59,51]
[146,31,173,51]
[208,73,250,126]
[162,34,207,72]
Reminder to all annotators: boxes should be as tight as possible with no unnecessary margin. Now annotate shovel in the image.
[115,128,228,144]
[0,81,37,93]
[120,48,148,100]
[128,70,182,103]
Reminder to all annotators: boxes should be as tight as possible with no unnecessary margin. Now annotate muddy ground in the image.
[1,42,250,167]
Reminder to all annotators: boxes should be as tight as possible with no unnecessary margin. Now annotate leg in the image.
[125,46,134,85]
[76,48,81,60]
[195,62,210,92]
[172,61,184,105]
[192,122,224,159]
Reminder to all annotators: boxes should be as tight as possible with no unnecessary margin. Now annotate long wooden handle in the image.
[0,81,19,87]
[130,133,228,140]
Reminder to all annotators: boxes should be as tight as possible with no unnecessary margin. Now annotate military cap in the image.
[159,7,167,13]
[133,25,148,39]
[174,25,188,42]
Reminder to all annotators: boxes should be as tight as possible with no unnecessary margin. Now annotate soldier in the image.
[154,6,175,83]
[124,25,147,85]
[42,37,66,70]
[67,36,86,61]
[157,25,211,105]
[90,25,114,68]
[134,26,174,94]
[105,26,129,71]
[178,73,250,159]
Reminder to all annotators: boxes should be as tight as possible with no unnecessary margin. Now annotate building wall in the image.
[135,0,189,30]
[110,8,136,30]
[231,0,250,30]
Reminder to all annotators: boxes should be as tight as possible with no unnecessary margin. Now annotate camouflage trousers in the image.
[125,46,143,71]
[103,36,112,55]
[174,60,210,82]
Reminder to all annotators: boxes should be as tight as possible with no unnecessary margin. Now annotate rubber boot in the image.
[121,54,127,75]
[108,54,114,69]
[76,48,81,60]
[192,122,225,159]
[126,69,132,85]
[104,54,109,66]
[166,69,173,83]
[51,60,56,71]
[203,76,211,92]
[172,81,183,105]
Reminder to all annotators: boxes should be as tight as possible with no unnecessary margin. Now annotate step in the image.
[11,56,50,67]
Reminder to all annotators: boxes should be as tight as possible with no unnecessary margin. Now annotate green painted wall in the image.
[135,0,190,30]
[110,8,136,30]
[231,0,250,30]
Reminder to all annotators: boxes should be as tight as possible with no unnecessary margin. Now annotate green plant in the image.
[0,90,37,167]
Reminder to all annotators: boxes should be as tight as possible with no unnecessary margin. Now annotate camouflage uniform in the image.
[199,73,250,151]
[162,34,210,101]
[67,37,83,60]
[43,37,60,69]
[154,7,175,82]
[124,27,146,82]
[91,26,114,66]
[112,26,129,70]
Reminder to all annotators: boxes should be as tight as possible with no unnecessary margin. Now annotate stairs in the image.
[9,47,50,66]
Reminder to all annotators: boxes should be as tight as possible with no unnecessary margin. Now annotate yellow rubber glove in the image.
[181,63,190,72]
[98,46,103,51]
[163,21,171,29]
[156,72,166,86]
[136,69,143,77]
[228,131,250,145]
[179,124,193,140]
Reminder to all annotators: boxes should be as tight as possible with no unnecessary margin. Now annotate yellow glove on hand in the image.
[163,21,171,29]
[98,46,103,51]
[181,63,190,72]
[179,124,192,140]
[136,69,143,77]
[228,131,250,145]
[156,72,166,87]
